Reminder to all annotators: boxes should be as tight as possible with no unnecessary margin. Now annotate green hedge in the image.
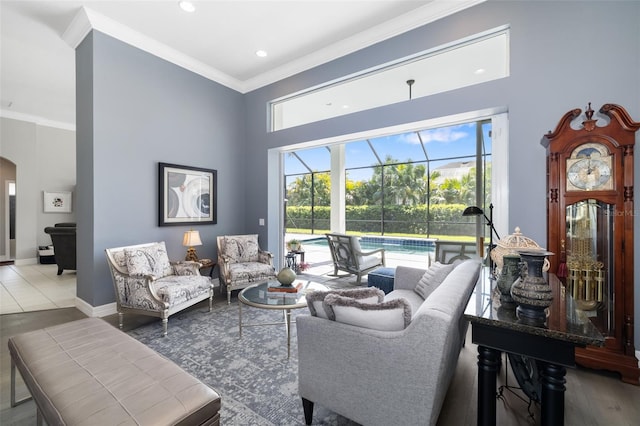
[285,204,476,236]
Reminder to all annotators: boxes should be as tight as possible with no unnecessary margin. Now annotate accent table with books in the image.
[238,280,328,358]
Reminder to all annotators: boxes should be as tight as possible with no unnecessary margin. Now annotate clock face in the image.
[566,143,613,191]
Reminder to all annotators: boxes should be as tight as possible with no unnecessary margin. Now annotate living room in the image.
[1,0,640,424]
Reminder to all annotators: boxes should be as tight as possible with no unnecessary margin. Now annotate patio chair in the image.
[325,233,385,284]
[432,240,479,265]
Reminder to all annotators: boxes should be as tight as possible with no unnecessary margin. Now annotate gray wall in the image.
[76,31,245,306]
[0,117,75,259]
[243,2,640,345]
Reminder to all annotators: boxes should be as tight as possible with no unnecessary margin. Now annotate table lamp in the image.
[182,230,202,261]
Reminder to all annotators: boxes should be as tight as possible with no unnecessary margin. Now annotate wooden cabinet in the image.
[541,103,639,384]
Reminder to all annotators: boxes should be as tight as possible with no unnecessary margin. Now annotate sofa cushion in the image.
[306,287,384,319]
[414,261,455,299]
[221,234,260,263]
[421,259,481,319]
[351,236,382,269]
[152,275,212,305]
[124,242,172,278]
[323,294,412,331]
[385,289,424,317]
[227,261,275,283]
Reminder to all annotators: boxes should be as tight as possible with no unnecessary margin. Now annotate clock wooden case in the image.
[542,103,640,384]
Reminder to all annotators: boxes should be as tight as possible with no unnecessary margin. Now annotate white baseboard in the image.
[637,350,640,368]
[75,297,116,317]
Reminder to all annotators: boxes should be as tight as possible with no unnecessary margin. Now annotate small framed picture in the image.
[43,191,72,213]
[158,162,217,226]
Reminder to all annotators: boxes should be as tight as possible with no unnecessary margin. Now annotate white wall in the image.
[0,117,75,262]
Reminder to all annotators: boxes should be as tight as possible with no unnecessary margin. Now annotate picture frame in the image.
[158,162,217,226]
[43,191,72,213]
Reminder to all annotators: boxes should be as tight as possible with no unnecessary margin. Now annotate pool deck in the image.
[285,233,432,277]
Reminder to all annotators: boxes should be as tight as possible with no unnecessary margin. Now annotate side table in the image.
[198,258,216,278]
[285,250,305,272]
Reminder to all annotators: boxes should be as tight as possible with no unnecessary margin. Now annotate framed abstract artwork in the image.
[43,191,72,213]
[158,162,217,226]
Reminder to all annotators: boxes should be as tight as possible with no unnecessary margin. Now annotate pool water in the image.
[302,236,435,255]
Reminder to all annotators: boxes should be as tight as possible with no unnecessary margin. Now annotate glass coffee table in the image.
[238,280,328,358]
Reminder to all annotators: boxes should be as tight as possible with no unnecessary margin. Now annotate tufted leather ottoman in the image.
[8,317,221,425]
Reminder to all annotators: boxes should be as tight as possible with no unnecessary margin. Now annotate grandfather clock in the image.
[542,103,640,384]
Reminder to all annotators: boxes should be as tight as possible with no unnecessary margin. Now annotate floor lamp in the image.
[463,204,501,276]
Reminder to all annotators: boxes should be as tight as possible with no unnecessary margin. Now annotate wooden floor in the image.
[1,307,639,425]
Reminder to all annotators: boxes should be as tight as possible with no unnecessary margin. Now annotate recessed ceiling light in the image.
[179,1,195,13]
[256,50,268,58]
[474,68,486,75]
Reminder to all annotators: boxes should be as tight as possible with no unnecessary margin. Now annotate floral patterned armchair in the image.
[217,234,276,304]
[105,241,214,336]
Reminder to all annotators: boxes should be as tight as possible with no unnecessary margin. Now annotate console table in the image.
[464,272,604,425]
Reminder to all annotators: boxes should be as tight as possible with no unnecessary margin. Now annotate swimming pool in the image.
[302,236,435,255]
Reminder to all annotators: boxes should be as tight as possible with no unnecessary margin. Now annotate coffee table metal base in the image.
[237,280,328,359]
[238,303,294,358]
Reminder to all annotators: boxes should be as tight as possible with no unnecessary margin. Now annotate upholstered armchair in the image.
[217,234,276,304]
[44,223,77,275]
[105,241,213,336]
[325,233,385,284]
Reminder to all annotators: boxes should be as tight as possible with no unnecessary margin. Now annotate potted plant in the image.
[286,239,301,252]
[298,262,310,272]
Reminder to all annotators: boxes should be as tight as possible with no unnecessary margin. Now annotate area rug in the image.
[126,277,362,426]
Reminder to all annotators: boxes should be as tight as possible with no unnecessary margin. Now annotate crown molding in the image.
[0,110,75,131]
[62,6,244,92]
[62,1,485,94]
[61,7,92,48]
[240,0,486,92]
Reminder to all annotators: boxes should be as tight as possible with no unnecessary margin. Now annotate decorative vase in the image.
[510,250,554,325]
[276,267,296,286]
[496,254,520,306]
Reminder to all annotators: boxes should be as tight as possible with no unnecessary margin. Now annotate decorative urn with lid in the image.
[491,227,549,278]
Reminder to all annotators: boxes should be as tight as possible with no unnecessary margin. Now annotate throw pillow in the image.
[323,295,412,331]
[306,287,384,319]
[124,242,172,277]
[414,261,456,300]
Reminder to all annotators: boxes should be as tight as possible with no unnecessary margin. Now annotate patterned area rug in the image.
[127,274,362,426]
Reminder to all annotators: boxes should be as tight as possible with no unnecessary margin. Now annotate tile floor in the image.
[0,263,76,315]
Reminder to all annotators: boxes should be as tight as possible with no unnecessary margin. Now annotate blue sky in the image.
[285,121,491,182]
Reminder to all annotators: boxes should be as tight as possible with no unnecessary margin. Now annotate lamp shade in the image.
[182,230,202,247]
[462,206,484,216]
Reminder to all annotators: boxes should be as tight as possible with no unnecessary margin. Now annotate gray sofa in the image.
[297,259,481,426]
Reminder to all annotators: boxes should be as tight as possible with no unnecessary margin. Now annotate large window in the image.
[284,118,492,240]
[271,27,509,131]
